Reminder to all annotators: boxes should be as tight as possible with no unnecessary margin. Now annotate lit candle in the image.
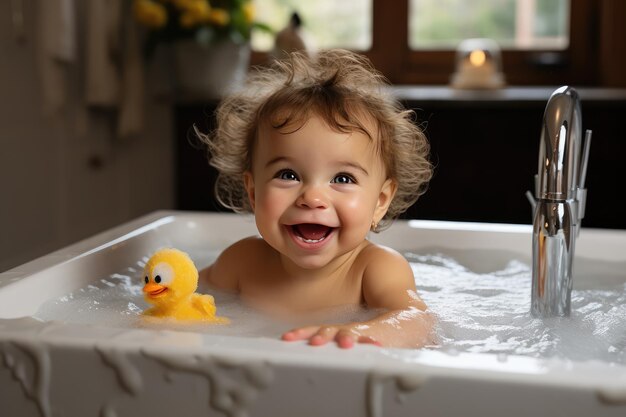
[469,49,486,67]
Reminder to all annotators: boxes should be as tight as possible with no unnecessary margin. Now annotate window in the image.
[252,0,372,51]
[409,0,570,50]
[251,0,599,86]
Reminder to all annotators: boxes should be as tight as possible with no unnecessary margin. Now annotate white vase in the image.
[175,39,250,99]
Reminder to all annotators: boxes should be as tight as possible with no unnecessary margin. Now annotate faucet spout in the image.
[537,86,582,202]
[531,86,591,317]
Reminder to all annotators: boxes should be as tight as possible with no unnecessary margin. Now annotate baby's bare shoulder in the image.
[358,242,407,267]
[205,236,271,290]
[218,236,272,267]
[225,235,266,252]
[359,242,420,309]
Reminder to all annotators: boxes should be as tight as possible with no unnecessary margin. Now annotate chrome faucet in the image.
[528,86,592,317]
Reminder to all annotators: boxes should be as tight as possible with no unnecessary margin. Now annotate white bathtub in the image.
[1,211,625,417]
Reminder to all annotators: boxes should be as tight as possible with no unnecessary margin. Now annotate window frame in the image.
[251,0,602,86]
[367,0,596,85]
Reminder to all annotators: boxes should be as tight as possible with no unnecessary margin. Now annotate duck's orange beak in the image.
[143,282,168,298]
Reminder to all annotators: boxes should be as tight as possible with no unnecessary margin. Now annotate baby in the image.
[199,49,433,349]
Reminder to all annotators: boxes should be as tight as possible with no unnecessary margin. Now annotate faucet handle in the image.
[526,190,537,212]
[526,173,540,221]
[576,129,592,223]
[579,129,592,190]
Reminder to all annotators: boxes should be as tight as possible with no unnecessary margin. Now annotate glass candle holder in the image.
[450,38,505,89]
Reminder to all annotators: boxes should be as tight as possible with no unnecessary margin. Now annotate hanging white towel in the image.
[37,0,76,115]
[117,11,144,139]
[85,0,121,106]
[38,0,144,138]
[85,0,144,139]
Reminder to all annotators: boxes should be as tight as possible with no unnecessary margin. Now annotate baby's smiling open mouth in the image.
[291,223,335,243]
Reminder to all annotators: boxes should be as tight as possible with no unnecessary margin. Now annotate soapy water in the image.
[34,248,626,364]
[34,249,381,340]
[407,250,626,364]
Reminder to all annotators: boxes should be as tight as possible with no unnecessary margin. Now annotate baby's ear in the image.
[243,171,256,211]
[374,178,397,222]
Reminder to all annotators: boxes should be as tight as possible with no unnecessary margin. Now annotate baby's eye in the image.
[332,173,356,184]
[276,169,299,181]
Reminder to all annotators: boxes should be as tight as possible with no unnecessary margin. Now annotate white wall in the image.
[0,1,175,271]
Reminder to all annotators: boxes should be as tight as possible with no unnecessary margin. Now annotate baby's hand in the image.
[282,308,435,349]
[281,324,382,349]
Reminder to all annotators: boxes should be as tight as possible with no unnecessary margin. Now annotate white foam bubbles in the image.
[411,250,626,364]
[34,247,626,364]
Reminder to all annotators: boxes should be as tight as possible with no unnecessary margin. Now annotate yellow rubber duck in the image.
[142,248,228,323]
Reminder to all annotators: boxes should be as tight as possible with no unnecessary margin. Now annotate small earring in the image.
[371,220,378,231]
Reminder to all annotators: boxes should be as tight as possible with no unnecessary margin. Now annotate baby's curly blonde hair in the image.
[198,49,432,232]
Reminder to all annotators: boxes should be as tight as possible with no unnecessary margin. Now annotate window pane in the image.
[409,0,570,50]
[252,0,372,51]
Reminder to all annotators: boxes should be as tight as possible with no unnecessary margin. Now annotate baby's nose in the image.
[296,185,329,209]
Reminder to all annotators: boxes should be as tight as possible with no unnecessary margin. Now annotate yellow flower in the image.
[192,1,211,15]
[242,2,255,24]
[134,0,264,52]
[207,8,229,26]
[171,0,198,10]
[172,0,212,20]
[134,0,168,29]
[178,0,212,28]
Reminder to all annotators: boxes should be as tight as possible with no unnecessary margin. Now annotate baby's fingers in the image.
[309,326,339,346]
[335,329,357,349]
[281,326,320,342]
[282,326,380,349]
[282,326,340,346]
[335,330,381,349]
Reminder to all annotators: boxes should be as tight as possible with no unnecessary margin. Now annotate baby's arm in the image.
[282,246,434,349]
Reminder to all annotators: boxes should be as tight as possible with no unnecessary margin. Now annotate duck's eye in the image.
[144,276,149,284]
[152,263,174,285]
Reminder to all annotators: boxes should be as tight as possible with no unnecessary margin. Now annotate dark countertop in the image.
[389,86,626,107]
[175,85,626,108]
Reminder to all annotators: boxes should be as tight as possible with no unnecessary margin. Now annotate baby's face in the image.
[244,114,395,270]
